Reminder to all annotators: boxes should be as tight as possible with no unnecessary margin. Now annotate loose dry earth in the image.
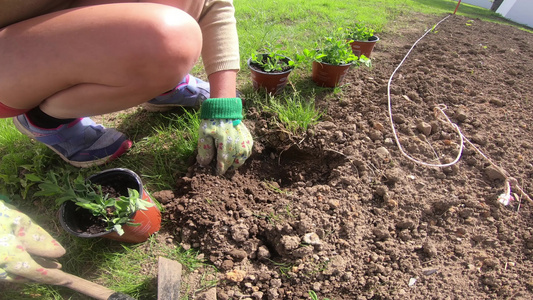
[154,14,533,300]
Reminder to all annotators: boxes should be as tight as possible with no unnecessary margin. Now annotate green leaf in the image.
[24,174,42,182]
[309,290,318,300]
[76,202,99,212]
[56,195,74,205]
[114,200,129,213]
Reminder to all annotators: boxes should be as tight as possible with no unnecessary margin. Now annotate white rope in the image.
[387,14,456,168]
[386,14,532,205]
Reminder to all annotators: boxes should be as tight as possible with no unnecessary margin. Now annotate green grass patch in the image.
[263,92,322,135]
[111,109,200,191]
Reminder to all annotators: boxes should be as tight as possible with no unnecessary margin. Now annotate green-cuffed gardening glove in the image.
[197,98,253,175]
[0,199,67,284]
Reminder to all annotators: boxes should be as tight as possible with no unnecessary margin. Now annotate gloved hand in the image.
[1,199,137,299]
[0,199,66,284]
[197,98,253,175]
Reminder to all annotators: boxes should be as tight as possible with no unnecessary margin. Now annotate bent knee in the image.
[154,6,202,63]
[133,5,203,89]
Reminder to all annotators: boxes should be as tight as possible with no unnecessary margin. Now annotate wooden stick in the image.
[157,257,183,300]
[51,269,117,300]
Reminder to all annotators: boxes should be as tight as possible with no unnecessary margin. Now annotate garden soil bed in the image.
[158,14,533,299]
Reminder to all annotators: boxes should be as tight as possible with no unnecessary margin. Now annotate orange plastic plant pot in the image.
[311,61,352,88]
[350,36,380,58]
[59,168,161,243]
[248,57,293,95]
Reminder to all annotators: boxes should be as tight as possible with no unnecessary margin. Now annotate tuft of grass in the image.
[0,119,52,200]
[263,181,292,195]
[309,289,331,300]
[263,92,322,135]
[267,259,295,278]
[94,236,217,299]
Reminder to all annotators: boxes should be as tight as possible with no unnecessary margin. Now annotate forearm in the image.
[199,0,240,76]
[207,69,238,98]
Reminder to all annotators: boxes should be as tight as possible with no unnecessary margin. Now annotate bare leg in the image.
[0,3,202,118]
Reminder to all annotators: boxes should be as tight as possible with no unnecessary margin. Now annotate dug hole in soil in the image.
[154,14,533,300]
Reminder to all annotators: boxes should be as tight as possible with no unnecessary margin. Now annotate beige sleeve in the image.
[198,0,240,76]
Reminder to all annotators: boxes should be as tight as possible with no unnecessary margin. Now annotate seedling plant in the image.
[263,93,322,135]
[344,22,375,41]
[250,43,296,72]
[35,172,154,236]
[301,28,371,66]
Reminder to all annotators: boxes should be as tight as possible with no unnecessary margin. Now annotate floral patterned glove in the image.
[0,199,67,284]
[197,98,253,175]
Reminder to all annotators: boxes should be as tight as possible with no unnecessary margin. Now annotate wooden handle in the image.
[53,270,116,300]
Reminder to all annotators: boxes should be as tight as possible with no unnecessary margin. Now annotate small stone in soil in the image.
[225,269,246,282]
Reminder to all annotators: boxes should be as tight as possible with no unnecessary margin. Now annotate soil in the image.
[73,206,108,234]
[151,14,533,300]
[62,185,121,235]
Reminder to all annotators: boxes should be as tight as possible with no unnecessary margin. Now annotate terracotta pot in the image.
[311,61,352,88]
[59,168,161,243]
[349,36,379,58]
[248,56,294,95]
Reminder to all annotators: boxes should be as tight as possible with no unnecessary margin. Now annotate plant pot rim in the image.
[313,60,353,67]
[351,35,380,42]
[247,56,295,75]
[86,167,144,219]
[86,167,141,180]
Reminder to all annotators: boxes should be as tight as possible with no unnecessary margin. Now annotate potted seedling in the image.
[247,43,296,95]
[303,28,371,87]
[36,168,161,243]
[345,22,380,58]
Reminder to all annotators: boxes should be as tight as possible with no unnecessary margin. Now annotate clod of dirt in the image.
[151,190,175,204]
[225,269,246,282]
[422,241,438,258]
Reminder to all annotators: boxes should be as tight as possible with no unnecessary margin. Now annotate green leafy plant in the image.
[344,22,375,41]
[35,172,154,236]
[302,28,372,66]
[249,43,296,72]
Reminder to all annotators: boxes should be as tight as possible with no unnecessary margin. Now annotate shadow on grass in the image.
[240,74,340,110]
[115,107,199,144]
